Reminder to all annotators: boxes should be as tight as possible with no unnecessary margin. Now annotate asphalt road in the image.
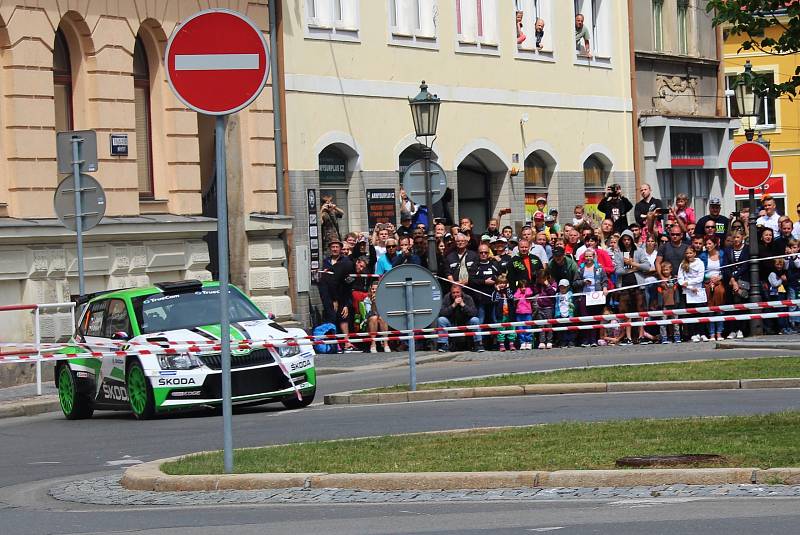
[1,344,799,534]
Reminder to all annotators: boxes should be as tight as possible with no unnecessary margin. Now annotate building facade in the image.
[723,15,799,216]
[280,0,635,325]
[0,1,290,341]
[630,0,739,216]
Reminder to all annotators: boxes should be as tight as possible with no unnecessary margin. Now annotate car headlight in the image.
[276,345,301,359]
[158,353,201,370]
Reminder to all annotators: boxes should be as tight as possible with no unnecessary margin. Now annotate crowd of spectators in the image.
[316,184,800,353]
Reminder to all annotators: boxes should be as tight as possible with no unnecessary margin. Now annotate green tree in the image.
[708,0,800,97]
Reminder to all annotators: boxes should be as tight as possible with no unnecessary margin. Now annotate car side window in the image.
[103,299,131,338]
[82,302,108,338]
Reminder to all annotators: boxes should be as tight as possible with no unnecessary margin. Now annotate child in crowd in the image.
[598,305,624,346]
[768,258,791,334]
[572,204,586,227]
[555,279,576,347]
[357,282,390,354]
[678,247,708,342]
[655,260,681,343]
[533,271,557,349]
[513,279,533,350]
[492,274,517,351]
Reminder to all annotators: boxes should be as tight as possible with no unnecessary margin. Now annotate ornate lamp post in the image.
[408,81,441,272]
[734,60,765,335]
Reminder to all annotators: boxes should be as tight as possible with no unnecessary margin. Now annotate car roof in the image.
[87,281,223,304]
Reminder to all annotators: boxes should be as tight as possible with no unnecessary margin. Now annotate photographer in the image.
[320,194,345,252]
[597,183,634,234]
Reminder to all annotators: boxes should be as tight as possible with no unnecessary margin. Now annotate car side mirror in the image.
[111,331,130,341]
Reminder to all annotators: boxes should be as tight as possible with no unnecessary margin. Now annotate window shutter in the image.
[459,0,477,42]
[456,0,463,35]
[314,0,333,27]
[338,0,358,29]
[481,0,497,44]
[135,86,153,197]
[418,0,436,37]
[476,0,483,37]
[538,0,551,49]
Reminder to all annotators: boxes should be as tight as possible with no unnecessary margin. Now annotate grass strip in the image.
[368,357,800,393]
[162,411,800,475]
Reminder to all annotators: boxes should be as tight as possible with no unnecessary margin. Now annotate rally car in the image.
[56,280,316,420]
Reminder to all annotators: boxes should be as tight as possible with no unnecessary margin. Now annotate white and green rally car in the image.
[56,280,316,419]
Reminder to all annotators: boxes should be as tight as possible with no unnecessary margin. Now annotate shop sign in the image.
[734,175,785,197]
[307,189,320,276]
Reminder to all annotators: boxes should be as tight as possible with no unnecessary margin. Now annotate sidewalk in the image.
[717,333,800,350]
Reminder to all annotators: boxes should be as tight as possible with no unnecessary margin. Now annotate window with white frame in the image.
[456,0,498,48]
[653,0,664,52]
[306,0,359,39]
[573,0,611,59]
[725,73,778,128]
[515,0,553,53]
[390,0,437,41]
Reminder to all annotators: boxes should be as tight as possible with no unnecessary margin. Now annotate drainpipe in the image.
[270,0,285,215]
[715,24,725,117]
[627,0,642,189]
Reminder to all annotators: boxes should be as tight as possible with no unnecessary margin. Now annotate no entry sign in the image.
[727,141,772,190]
[165,9,269,115]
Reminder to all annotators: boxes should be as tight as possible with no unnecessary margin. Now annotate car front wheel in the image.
[126,360,156,420]
[281,387,315,409]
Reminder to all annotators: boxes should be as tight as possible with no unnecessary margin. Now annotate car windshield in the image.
[132,287,265,334]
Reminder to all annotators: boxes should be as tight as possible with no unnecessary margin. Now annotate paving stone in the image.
[47,475,800,506]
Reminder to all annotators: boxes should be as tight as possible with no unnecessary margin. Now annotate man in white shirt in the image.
[756,195,781,233]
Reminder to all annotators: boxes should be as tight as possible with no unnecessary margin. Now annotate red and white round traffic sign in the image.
[165,9,269,115]
[726,141,772,189]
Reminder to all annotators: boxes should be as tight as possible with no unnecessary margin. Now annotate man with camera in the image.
[598,183,634,234]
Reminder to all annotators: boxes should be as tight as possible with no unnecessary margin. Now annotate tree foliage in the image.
[708,0,800,98]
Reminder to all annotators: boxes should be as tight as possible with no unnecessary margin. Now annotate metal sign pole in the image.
[70,136,86,297]
[404,277,417,391]
[747,187,762,336]
[215,115,234,474]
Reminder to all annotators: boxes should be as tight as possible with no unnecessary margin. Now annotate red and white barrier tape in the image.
[11,299,799,354]
[1,310,798,361]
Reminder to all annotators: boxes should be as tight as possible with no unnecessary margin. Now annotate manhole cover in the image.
[615,454,725,467]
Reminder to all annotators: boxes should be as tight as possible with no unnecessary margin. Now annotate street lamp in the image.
[734,60,763,142]
[408,81,441,272]
[734,59,765,336]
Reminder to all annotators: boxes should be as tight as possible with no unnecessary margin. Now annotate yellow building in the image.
[724,18,799,215]
[278,0,635,324]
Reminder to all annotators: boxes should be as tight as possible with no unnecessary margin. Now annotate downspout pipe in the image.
[269,0,285,215]
[626,0,642,189]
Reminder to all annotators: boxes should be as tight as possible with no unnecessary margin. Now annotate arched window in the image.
[524,152,547,188]
[134,35,154,198]
[583,155,607,190]
[398,144,425,180]
[318,145,350,236]
[53,28,73,132]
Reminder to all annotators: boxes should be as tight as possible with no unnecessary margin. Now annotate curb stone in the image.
[325,377,800,405]
[0,395,60,419]
[717,341,800,351]
[121,459,800,492]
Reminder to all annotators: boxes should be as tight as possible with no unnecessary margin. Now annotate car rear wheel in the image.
[57,365,94,420]
[281,387,315,409]
[126,360,155,420]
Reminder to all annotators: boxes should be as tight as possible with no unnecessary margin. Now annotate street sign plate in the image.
[53,174,106,232]
[401,159,448,207]
[165,9,270,115]
[727,141,772,189]
[376,264,442,331]
[56,130,98,174]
